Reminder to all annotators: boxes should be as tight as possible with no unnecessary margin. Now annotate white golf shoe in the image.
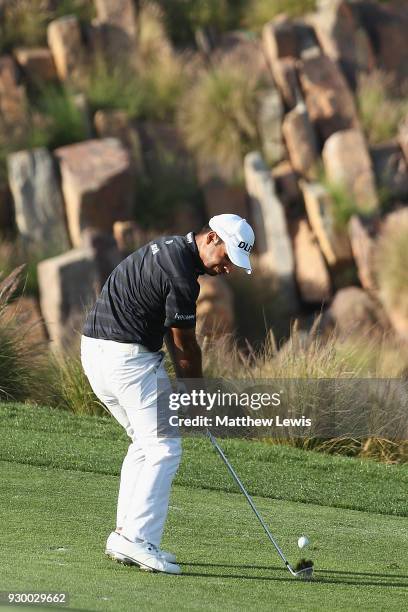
[105,532,180,573]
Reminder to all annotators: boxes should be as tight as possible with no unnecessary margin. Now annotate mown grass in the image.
[1,399,408,610]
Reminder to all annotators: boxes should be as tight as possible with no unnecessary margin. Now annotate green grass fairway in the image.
[1,402,408,611]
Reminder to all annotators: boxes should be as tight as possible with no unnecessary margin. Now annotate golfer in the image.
[80,213,255,574]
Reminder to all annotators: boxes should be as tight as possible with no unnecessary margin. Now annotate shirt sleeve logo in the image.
[151,243,160,255]
[174,313,195,320]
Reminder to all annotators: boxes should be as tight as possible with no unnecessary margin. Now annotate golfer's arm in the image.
[165,327,203,379]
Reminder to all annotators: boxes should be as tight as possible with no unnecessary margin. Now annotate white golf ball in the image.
[298,536,309,549]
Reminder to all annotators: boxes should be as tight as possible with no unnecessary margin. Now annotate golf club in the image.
[206,428,314,580]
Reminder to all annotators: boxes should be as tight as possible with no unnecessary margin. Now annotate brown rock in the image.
[94,110,144,173]
[13,47,57,82]
[113,220,145,255]
[0,183,12,231]
[244,151,297,305]
[197,165,248,221]
[47,16,86,84]
[298,53,359,142]
[370,141,408,202]
[80,228,122,287]
[263,16,298,63]
[7,147,70,252]
[309,0,375,88]
[258,87,284,166]
[348,215,377,292]
[300,180,352,266]
[322,129,379,213]
[324,286,384,337]
[270,57,300,109]
[282,101,319,179]
[293,219,331,303]
[37,248,99,352]
[398,116,408,165]
[272,161,302,209]
[54,139,134,247]
[0,55,27,125]
[94,0,138,64]
[355,1,408,81]
[196,275,234,338]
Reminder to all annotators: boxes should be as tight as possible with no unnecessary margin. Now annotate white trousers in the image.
[80,335,182,547]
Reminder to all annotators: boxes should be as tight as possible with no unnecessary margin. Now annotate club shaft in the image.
[206,429,290,568]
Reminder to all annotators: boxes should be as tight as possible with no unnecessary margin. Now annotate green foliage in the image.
[53,0,96,24]
[0,266,47,401]
[179,65,261,181]
[44,350,105,416]
[242,0,316,31]
[85,53,183,121]
[357,70,408,145]
[0,0,49,52]
[319,172,360,230]
[29,84,88,149]
[154,0,238,45]
[136,148,202,230]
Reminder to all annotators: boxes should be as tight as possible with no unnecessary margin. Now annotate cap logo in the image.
[238,240,253,253]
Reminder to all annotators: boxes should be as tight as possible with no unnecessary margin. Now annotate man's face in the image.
[199,231,233,276]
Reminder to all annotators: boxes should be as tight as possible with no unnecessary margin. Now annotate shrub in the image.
[44,349,105,416]
[154,0,235,45]
[0,265,47,401]
[53,0,95,24]
[179,65,261,181]
[357,70,408,145]
[29,84,88,149]
[319,172,360,230]
[242,0,316,31]
[0,0,49,52]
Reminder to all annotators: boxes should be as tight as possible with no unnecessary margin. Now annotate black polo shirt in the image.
[83,232,206,351]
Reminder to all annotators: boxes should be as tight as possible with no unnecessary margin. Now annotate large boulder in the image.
[323,287,385,338]
[348,215,377,292]
[257,87,284,166]
[282,101,319,179]
[353,1,408,82]
[198,163,248,221]
[94,110,144,173]
[94,0,138,65]
[7,148,70,252]
[13,47,57,82]
[293,219,331,304]
[54,139,134,247]
[298,53,359,143]
[322,129,379,214]
[263,16,298,63]
[300,180,352,267]
[272,161,302,211]
[0,55,27,125]
[270,57,300,109]
[244,151,297,305]
[80,228,122,287]
[196,276,234,339]
[37,248,98,352]
[309,0,375,88]
[370,141,408,202]
[47,16,86,85]
[398,116,408,166]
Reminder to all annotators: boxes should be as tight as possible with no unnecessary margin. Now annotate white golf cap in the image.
[209,214,255,274]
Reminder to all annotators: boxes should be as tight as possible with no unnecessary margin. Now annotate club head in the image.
[294,558,314,580]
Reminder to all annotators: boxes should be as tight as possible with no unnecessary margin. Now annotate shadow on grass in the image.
[181,562,408,587]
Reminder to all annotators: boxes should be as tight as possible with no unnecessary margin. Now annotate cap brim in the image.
[226,243,252,275]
